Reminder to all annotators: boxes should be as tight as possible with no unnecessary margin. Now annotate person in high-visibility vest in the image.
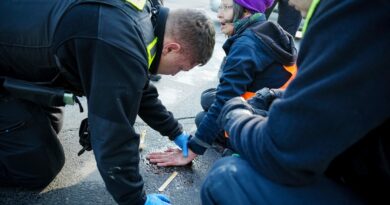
[0,0,215,204]
[147,0,298,166]
[202,0,390,204]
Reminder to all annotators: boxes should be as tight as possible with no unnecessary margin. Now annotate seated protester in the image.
[147,0,297,166]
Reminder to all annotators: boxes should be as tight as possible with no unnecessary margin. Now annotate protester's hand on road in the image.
[173,132,190,157]
[147,148,197,166]
[145,194,171,205]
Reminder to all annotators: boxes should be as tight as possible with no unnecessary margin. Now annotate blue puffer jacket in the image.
[189,15,297,154]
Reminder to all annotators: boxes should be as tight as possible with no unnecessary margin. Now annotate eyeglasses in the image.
[218,5,233,11]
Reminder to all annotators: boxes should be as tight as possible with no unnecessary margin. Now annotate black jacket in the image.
[0,1,182,204]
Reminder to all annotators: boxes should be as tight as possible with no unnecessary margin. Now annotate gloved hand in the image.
[217,97,254,130]
[247,87,283,116]
[145,194,171,205]
[174,132,190,157]
[78,118,92,156]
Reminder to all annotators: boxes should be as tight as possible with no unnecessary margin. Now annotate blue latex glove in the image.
[174,132,189,157]
[145,194,171,205]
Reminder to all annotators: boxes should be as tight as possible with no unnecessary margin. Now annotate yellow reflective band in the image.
[302,0,320,36]
[147,37,158,69]
[125,0,146,11]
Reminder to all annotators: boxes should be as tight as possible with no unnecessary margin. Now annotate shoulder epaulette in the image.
[125,0,146,11]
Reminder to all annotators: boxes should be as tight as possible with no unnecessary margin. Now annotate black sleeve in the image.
[138,82,182,140]
[53,5,150,205]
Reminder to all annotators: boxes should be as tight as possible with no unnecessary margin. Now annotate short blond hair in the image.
[166,9,215,66]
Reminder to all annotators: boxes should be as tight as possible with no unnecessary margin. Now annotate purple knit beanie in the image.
[233,0,274,13]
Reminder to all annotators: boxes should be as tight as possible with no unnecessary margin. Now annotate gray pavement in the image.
[0,0,225,204]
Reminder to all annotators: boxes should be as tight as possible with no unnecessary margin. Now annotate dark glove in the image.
[145,194,171,205]
[247,87,283,116]
[78,118,92,156]
[217,97,254,130]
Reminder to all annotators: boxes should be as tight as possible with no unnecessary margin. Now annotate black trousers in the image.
[265,0,302,36]
[0,94,65,189]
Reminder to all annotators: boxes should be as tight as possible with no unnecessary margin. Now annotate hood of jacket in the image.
[251,21,297,66]
[223,20,297,66]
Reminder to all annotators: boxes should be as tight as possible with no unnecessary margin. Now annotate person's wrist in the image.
[174,132,188,147]
[187,148,198,161]
[174,132,189,157]
[188,138,207,155]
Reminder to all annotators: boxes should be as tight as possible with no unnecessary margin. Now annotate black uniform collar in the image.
[149,6,169,74]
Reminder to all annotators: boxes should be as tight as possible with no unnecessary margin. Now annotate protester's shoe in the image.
[150,74,162,82]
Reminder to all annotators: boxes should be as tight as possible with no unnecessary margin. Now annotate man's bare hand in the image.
[147,148,197,167]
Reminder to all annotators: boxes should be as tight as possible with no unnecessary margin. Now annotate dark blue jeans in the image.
[201,157,366,205]
[195,88,217,127]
